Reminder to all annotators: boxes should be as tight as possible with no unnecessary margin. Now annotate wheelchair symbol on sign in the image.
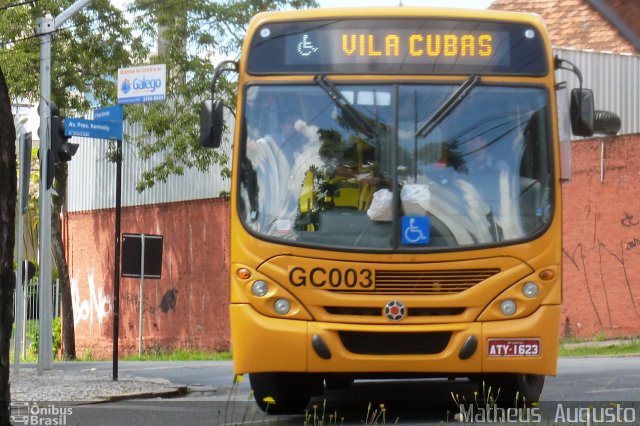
[297,34,319,57]
[402,216,430,245]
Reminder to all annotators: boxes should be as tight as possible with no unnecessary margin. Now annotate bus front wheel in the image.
[481,373,545,406]
[249,372,323,414]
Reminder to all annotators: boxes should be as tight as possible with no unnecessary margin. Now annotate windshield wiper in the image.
[313,74,379,139]
[415,75,481,138]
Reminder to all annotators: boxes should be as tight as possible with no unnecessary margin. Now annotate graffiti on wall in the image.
[122,290,157,315]
[71,272,112,327]
[563,211,640,335]
[160,288,178,313]
[621,212,640,251]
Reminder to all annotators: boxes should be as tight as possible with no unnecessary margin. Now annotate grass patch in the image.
[559,339,640,357]
[121,349,233,361]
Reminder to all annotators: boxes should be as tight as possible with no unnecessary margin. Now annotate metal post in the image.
[36,0,95,374]
[37,16,54,373]
[113,138,122,380]
[138,235,145,356]
[21,275,28,358]
[600,141,605,183]
[14,132,28,373]
[13,274,23,372]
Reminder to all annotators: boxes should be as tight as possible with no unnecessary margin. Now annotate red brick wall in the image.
[64,198,231,358]
[562,134,640,338]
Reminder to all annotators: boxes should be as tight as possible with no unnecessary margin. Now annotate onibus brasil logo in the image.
[10,402,73,425]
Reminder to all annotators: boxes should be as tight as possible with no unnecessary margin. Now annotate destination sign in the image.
[248,19,548,76]
[294,30,502,66]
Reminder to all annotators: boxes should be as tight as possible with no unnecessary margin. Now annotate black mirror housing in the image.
[200,99,224,148]
[570,88,594,137]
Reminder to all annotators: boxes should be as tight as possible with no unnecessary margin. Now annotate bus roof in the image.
[249,7,547,29]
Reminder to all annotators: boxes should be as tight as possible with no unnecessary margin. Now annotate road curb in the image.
[100,385,189,402]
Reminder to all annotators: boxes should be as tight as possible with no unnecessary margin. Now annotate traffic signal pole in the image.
[36,15,54,372]
[36,0,93,373]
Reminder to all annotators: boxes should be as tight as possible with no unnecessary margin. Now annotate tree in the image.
[0,0,147,359]
[126,0,318,192]
[0,65,17,426]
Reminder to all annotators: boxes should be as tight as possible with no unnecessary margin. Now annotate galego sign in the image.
[117,64,166,104]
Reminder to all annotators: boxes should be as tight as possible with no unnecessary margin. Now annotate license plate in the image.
[487,338,540,357]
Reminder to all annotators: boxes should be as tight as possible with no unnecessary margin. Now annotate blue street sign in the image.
[401,216,430,245]
[94,105,123,122]
[64,118,123,141]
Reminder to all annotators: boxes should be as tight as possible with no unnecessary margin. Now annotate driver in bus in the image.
[460,135,519,241]
[463,135,510,175]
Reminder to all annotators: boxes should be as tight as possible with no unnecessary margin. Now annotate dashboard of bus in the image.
[238,81,553,252]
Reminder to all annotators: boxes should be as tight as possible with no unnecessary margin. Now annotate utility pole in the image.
[36,0,93,373]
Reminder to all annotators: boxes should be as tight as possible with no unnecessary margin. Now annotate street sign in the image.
[117,64,166,104]
[121,234,164,279]
[64,117,123,141]
[94,105,123,122]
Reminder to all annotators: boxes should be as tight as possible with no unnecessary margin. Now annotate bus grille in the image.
[325,307,465,317]
[361,268,501,295]
[338,331,451,355]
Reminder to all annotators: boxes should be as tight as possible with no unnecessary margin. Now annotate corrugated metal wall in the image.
[554,47,639,135]
[67,115,232,212]
[68,48,638,211]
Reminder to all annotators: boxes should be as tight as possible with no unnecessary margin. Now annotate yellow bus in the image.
[200,7,613,414]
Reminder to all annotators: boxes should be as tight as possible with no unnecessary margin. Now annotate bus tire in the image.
[249,372,323,414]
[480,373,545,406]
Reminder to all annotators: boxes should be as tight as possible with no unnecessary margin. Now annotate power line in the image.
[0,0,37,12]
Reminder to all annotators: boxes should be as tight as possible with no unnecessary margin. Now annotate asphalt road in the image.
[39,357,640,425]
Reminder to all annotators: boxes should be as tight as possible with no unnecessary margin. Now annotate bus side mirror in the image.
[570,88,594,137]
[200,99,224,148]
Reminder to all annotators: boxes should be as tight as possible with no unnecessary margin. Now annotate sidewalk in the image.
[9,366,188,403]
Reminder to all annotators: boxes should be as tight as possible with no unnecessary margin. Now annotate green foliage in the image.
[26,317,62,358]
[27,325,38,356]
[122,348,232,361]
[1,0,147,111]
[52,316,62,355]
[2,0,318,189]
[81,347,93,361]
[558,339,640,357]
[125,0,318,191]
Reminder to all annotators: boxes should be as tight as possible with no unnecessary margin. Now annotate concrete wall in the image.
[64,198,231,358]
[561,133,640,338]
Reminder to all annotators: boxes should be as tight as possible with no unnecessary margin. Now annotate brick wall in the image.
[562,134,640,337]
[64,198,231,358]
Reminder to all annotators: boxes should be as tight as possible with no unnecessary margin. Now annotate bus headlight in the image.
[500,299,517,316]
[251,280,269,297]
[274,298,291,315]
[522,282,539,298]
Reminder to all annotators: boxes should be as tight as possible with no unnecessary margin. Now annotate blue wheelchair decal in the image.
[402,216,430,245]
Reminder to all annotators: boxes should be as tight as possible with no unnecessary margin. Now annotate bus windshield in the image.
[239,81,552,251]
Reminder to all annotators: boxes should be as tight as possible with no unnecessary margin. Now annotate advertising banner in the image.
[117,64,166,104]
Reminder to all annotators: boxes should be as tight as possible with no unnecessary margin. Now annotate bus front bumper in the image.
[231,304,560,377]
